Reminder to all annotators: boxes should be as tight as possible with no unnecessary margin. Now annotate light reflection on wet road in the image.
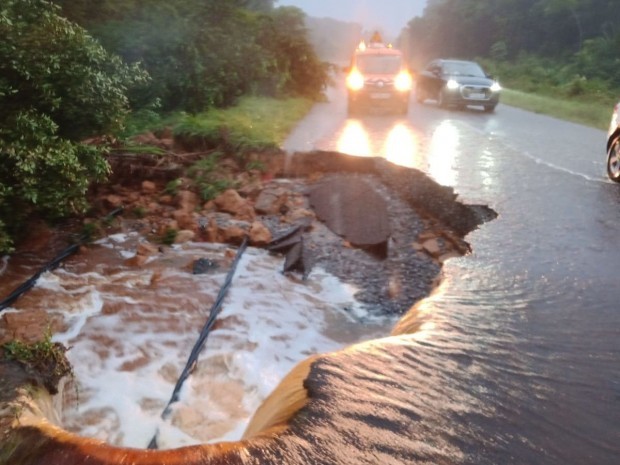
[284,80,620,464]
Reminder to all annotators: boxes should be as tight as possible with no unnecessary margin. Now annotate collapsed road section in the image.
[0,150,497,464]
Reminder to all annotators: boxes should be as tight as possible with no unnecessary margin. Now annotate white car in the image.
[346,40,412,115]
[606,101,620,182]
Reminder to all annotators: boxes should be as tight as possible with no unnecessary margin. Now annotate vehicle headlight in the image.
[490,82,502,92]
[394,71,413,92]
[446,79,460,90]
[346,70,365,91]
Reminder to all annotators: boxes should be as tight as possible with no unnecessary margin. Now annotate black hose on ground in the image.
[0,207,124,313]
[147,236,249,450]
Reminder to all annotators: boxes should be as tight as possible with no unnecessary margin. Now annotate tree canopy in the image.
[53,0,327,112]
[403,0,620,88]
[0,0,148,251]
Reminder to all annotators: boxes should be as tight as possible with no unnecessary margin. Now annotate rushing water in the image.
[2,97,619,463]
[1,233,395,449]
[408,118,620,464]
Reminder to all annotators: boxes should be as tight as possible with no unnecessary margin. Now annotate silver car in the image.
[607,101,620,182]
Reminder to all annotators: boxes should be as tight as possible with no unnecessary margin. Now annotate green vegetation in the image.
[54,1,327,112]
[112,144,167,156]
[187,153,236,201]
[0,0,147,252]
[161,228,178,246]
[80,222,99,242]
[0,0,327,253]
[171,96,314,153]
[124,96,312,202]
[404,0,620,77]
[478,56,615,129]
[132,206,147,219]
[500,89,611,130]
[2,332,73,394]
[164,179,184,196]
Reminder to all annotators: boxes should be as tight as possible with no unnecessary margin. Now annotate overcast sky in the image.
[277,0,427,36]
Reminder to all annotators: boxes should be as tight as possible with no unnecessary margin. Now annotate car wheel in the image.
[483,104,497,113]
[607,137,620,182]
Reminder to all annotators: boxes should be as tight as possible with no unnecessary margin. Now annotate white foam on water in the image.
[106,233,132,244]
[44,241,392,449]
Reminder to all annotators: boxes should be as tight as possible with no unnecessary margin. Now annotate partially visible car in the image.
[606,101,620,182]
[416,59,501,112]
[346,37,413,115]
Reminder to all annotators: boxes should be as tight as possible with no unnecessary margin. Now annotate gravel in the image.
[268,173,441,316]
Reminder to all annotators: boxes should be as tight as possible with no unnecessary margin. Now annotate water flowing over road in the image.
[283,82,620,464]
[2,80,619,464]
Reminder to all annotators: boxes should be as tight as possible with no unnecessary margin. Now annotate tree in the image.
[257,7,329,98]
[242,0,275,12]
[0,0,148,252]
[403,0,620,75]
[55,1,328,112]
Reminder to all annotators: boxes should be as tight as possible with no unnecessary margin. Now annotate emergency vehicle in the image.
[346,33,412,115]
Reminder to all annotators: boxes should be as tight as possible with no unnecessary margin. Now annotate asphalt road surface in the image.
[283,80,620,464]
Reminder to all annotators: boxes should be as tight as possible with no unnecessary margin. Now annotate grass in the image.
[123,96,314,154]
[478,57,617,130]
[229,96,313,145]
[117,96,316,207]
[501,88,613,130]
[187,153,238,201]
[2,332,73,394]
[112,143,167,155]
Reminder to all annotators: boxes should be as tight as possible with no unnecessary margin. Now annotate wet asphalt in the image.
[283,81,620,464]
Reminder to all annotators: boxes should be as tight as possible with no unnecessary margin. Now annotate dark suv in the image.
[346,42,413,115]
[416,59,501,112]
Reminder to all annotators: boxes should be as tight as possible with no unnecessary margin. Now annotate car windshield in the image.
[442,61,486,77]
[356,55,402,74]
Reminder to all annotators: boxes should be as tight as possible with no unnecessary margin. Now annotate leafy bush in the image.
[480,53,618,104]
[0,1,149,140]
[119,109,164,139]
[573,33,620,88]
[0,0,147,252]
[0,111,109,223]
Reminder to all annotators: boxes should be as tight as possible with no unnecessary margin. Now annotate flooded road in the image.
[1,80,619,464]
[283,82,620,463]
